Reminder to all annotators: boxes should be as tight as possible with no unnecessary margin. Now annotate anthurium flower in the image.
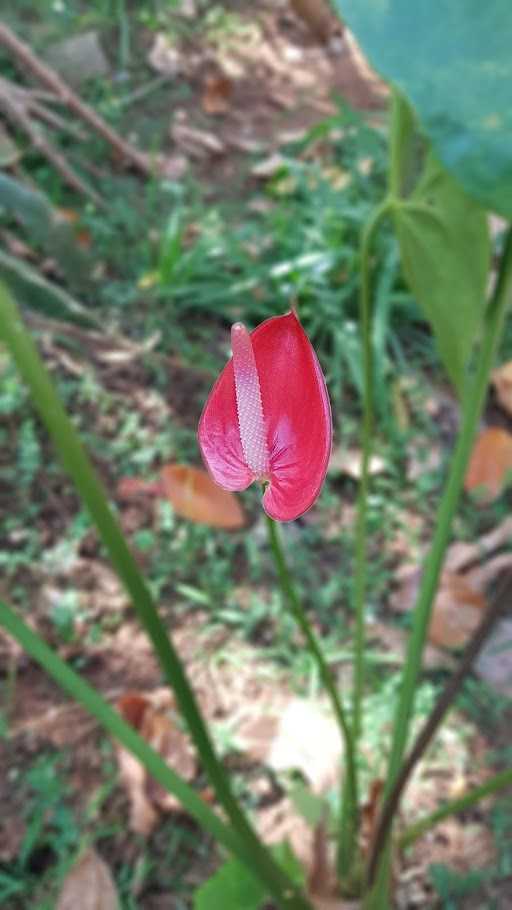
[198,311,332,521]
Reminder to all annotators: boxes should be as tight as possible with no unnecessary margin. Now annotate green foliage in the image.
[394,154,490,390]
[430,864,489,906]
[194,842,305,910]
[0,173,90,289]
[331,0,512,216]
[0,754,82,907]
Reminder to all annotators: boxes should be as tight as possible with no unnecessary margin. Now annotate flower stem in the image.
[0,282,312,910]
[399,767,512,850]
[352,199,392,748]
[265,514,359,864]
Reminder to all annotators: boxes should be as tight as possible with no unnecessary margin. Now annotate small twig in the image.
[0,22,155,178]
[367,571,512,886]
[29,97,87,140]
[0,85,103,206]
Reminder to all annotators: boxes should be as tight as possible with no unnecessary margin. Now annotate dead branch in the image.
[0,22,154,178]
[0,79,103,205]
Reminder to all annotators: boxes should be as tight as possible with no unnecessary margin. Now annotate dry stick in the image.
[0,87,103,206]
[0,22,153,178]
[367,572,512,886]
[0,76,86,139]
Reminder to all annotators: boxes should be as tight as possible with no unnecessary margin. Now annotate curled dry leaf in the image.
[464,427,512,503]
[492,360,512,416]
[56,848,118,910]
[160,464,246,529]
[117,464,246,529]
[116,691,196,835]
[201,72,233,114]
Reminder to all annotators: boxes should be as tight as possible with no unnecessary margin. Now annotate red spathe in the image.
[198,311,332,522]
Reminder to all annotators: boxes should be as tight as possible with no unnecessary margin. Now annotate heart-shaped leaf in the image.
[331,0,512,216]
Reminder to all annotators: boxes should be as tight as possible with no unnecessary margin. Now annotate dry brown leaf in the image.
[171,114,226,157]
[56,848,119,910]
[308,820,332,898]
[428,572,486,649]
[201,72,233,114]
[159,464,246,529]
[266,698,342,793]
[366,621,456,671]
[328,448,386,479]
[360,779,384,858]
[391,569,486,650]
[116,691,195,834]
[465,426,512,503]
[492,360,512,415]
[290,0,343,43]
[117,476,161,498]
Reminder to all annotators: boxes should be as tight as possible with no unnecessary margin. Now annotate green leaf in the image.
[0,250,100,328]
[193,858,267,910]
[0,174,90,288]
[194,843,306,910]
[331,0,512,216]
[394,157,490,390]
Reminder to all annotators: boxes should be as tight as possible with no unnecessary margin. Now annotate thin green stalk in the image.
[368,226,512,906]
[265,516,358,848]
[399,767,512,850]
[352,199,392,745]
[0,283,312,910]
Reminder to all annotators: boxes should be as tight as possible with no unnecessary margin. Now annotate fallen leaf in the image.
[465,427,512,503]
[366,620,456,671]
[391,569,486,650]
[57,848,118,910]
[475,617,512,697]
[251,154,286,178]
[117,691,196,834]
[492,360,512,416]
[117,476,161,498]
[328,448,386,479]
[266,698,342,794]
[289,0,341,43]
[201,72,233,114]
[159,464,246,529]
[171,113,226,157]
[147,33,182,76]
[445,515,512,572]
[360,779,384,858]
[308,820,333,898]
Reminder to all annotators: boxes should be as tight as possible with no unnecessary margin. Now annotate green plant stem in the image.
[368,226,512,907]
[352,200,392,750]
[399,767,512,850]
[0,283,312,910]
[265,515,359,861]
